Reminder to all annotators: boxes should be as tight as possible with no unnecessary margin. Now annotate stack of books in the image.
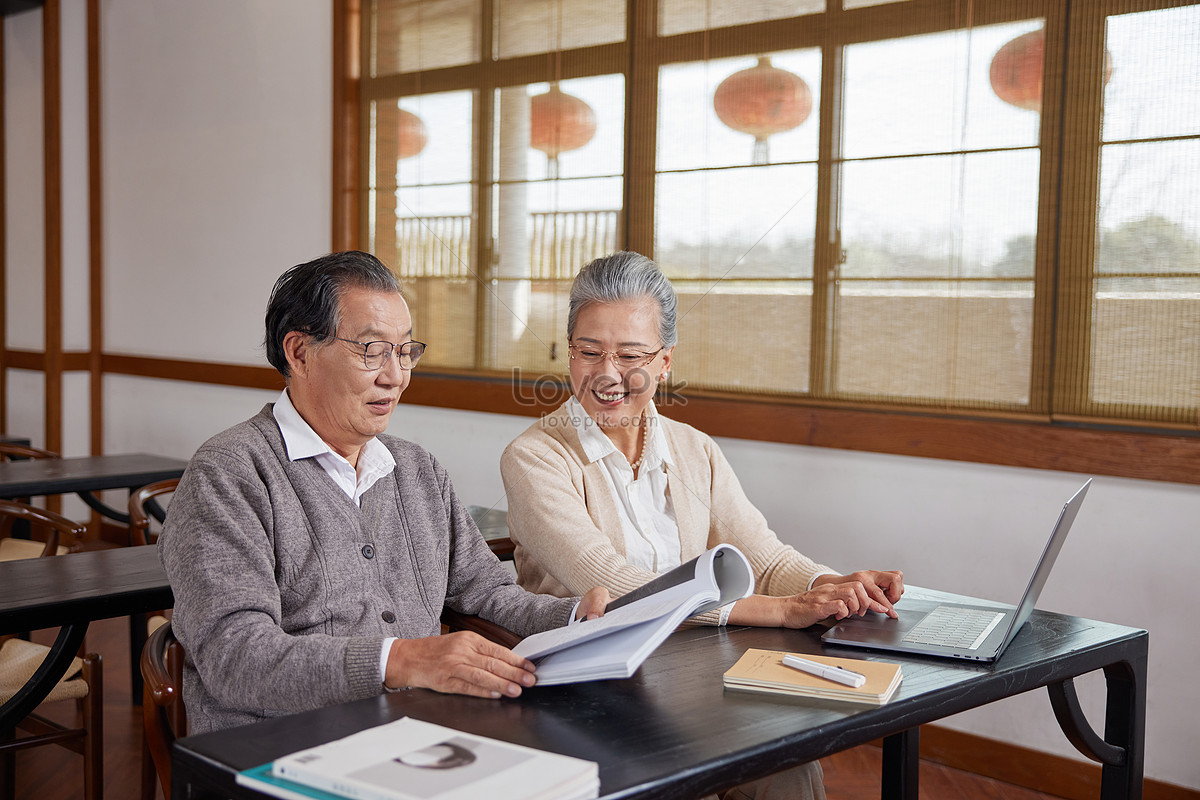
[237,717,599,800]
[723,649,903,705]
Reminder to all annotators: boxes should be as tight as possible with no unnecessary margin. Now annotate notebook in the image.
[821,479,1091,663]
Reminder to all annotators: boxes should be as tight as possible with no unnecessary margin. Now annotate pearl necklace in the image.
[628,416,648,471]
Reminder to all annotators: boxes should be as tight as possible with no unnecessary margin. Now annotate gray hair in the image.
[264,251,401,378]
[567,251,678,348]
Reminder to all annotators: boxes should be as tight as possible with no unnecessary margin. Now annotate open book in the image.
[512,544,755,685]
[237,717,598,800]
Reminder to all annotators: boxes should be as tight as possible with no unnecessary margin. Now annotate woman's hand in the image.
[728,569,904,629]
[812,570,904,617]
[576,586,611,621]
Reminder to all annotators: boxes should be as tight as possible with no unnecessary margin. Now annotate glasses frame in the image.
[327,335,427,370]
[567,341,664,371]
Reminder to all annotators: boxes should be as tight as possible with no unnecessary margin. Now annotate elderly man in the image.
[159,251,607,734]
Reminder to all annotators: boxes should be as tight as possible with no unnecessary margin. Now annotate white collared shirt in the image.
[568,396,682,575]
[273,389,395,504]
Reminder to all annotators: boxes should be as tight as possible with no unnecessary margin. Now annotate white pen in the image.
[782,654,867,688]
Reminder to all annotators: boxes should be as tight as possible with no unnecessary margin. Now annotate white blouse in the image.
[566,396,680,575]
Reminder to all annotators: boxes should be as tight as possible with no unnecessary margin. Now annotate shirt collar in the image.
[273,389,395,472]
[643,406,673,470]
[565,396,673,470]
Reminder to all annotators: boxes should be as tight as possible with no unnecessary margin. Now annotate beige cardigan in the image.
[500,402,832,625]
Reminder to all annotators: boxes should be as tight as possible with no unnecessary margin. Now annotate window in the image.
[656,51,820,395]
[352,0,1200,452]
[489,75,625,374]
[381,90,478,369]
[1083,4,1200,425]
[835,22,1042,410]
[362,0,625,376]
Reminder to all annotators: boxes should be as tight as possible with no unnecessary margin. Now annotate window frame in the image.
[333,0,1200,486]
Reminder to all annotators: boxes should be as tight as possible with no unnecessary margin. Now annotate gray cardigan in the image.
[159,404,575,733]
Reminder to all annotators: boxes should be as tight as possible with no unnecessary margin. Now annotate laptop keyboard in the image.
[902,606,1006,650]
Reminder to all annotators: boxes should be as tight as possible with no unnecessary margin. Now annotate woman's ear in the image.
[659,346,674,380]
[282,331,310,378]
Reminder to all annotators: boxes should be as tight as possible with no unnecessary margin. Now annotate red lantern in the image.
[990,29,1114,112]
[714,56,812,164]
[530,86,597,178]
[398,109,428,160]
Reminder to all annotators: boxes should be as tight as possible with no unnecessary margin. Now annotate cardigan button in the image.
[361,544,375,559]
[382,611,396,624]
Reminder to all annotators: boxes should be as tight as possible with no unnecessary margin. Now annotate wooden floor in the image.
[11,615,1068,800]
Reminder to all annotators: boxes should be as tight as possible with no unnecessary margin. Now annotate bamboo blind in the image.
[359,0,1200,430]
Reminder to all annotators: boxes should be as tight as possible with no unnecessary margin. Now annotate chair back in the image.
[0,444,61,542]
[0,442,59,462]
[0,498,86,560]
[129,478,180,547]
[141,620,186,799]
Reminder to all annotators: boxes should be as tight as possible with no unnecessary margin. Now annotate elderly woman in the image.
[161,251,607,734]
[501,251,905,800]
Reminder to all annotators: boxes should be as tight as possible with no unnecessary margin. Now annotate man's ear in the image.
[282,331,310,378]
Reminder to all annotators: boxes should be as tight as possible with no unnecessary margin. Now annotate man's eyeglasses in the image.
[568,342,662,370]
[329,336,427,370]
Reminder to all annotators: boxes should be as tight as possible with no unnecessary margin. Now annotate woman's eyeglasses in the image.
[567,342,662,370]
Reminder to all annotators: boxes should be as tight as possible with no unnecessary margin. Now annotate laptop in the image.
[821,479,1092,663]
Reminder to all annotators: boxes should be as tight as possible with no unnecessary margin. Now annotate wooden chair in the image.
[0,441,57,466]
[128,479,178,723]
[0,444,73,559]
[140,620,185,800]
[0,500,103,800]
[128,479,179,550]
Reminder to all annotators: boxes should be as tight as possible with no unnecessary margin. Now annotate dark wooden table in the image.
[0,452,186,699]
[0,546,174,734]
[0,452,187,526]
[171,589,1147,800]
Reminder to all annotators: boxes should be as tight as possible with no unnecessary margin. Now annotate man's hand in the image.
[385,633,536,699]
[575,586,611,621]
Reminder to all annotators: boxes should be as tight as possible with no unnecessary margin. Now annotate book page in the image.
[511,545,754,684]
[604,552,706,612]
[604,544,752,614]
[512,580,701,661]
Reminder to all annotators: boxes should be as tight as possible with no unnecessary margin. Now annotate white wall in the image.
[101,0,332,365]
[3,0,1197,791]
[4,5,45,354]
